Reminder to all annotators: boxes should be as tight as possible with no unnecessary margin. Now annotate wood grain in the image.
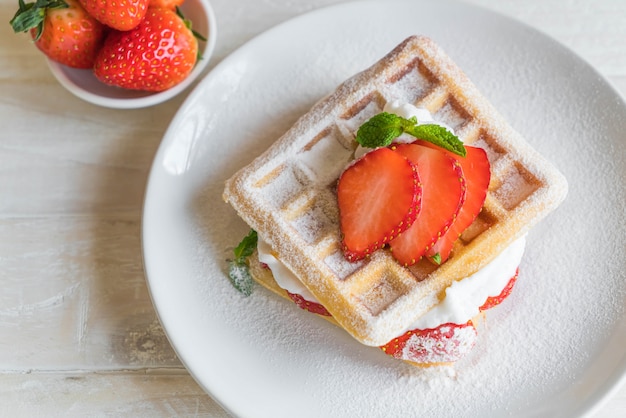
[0,373,229,417]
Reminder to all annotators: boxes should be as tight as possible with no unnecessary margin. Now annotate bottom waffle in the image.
[248,250,495,367]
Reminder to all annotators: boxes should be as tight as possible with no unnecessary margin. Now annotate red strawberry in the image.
[418,141,491,264]
[10,0,105,69]
[149,0,184,10]
[337,147,422,262]
[93,7,198,92]
[286,292,332,317]
[479,268,519,311]
[78,0,148,31]
[389,143,465,266]
[380,322,477,364]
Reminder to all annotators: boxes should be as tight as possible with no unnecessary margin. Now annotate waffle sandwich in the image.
[223,36,567,359]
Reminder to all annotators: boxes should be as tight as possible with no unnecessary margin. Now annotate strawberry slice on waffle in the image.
[389,142,466,266]
[337,147,422,261]
[417,141,491,264]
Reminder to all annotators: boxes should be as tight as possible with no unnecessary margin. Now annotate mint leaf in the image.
[405,124,466,157]
[228,260,254,296]
[227,229,258,296]
[233,229,257,263]
[355,112,406,148]
[355,112,466,157]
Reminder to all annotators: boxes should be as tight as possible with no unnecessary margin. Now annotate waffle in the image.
[223,35,568,347]
[247,249,481,366]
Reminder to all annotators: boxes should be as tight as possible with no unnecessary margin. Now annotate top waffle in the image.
[223,35,568,346]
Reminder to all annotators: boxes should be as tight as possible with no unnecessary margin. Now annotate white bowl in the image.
[47,0,217,109]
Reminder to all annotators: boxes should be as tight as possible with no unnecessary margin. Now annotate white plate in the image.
[142,0,626,416]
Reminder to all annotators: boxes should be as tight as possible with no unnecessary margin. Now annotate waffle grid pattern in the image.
[224,36,567,345]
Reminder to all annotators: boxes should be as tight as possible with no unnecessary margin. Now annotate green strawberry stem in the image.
[10,0,68,40]
[175,5,207,62]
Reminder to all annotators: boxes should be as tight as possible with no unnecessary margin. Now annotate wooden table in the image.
[1,0,624,415]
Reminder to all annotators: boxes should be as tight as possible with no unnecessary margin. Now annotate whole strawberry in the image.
[149,0,184,10]
[93,7,198,92]
[10,0,105,69]
[78,0,148,31]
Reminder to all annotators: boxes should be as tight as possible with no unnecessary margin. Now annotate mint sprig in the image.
[355,112,466,157]
[227,229,257,296]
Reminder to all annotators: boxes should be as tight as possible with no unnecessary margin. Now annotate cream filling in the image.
[407,235,525,330]
[257,238,317,302]
[257,235,525,335]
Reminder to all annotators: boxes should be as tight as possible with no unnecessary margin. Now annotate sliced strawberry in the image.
[389,143,465,266]
[380,322,477,364]
[287,292,332,317]
[337,147,421,262]
[417,141,491,264]
[479,268,519,311]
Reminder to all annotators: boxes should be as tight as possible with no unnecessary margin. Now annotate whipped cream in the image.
[257,238,317,302]
[257,235,525,334]
[383,100,453,134]
[408,235,525,330]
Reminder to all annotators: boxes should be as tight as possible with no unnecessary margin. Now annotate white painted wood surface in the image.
[1,0,624,416]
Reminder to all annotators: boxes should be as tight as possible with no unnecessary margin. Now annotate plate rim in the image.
[141,0,626,416]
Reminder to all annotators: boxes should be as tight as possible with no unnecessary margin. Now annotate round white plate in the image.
[142,0,626,416]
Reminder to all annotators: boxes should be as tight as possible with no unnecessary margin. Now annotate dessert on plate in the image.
[223,35,568,366]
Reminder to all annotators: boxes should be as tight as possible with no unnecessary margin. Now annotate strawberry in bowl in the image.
[10,0,106,69]
[93,7,200,92]
[9,0,217,108]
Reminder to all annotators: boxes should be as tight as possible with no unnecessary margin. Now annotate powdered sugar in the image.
[144,3,626,416]
[398,324,478,364]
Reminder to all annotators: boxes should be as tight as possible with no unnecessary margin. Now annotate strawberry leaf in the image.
[10,0,68,39]
[175,5,207,62]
